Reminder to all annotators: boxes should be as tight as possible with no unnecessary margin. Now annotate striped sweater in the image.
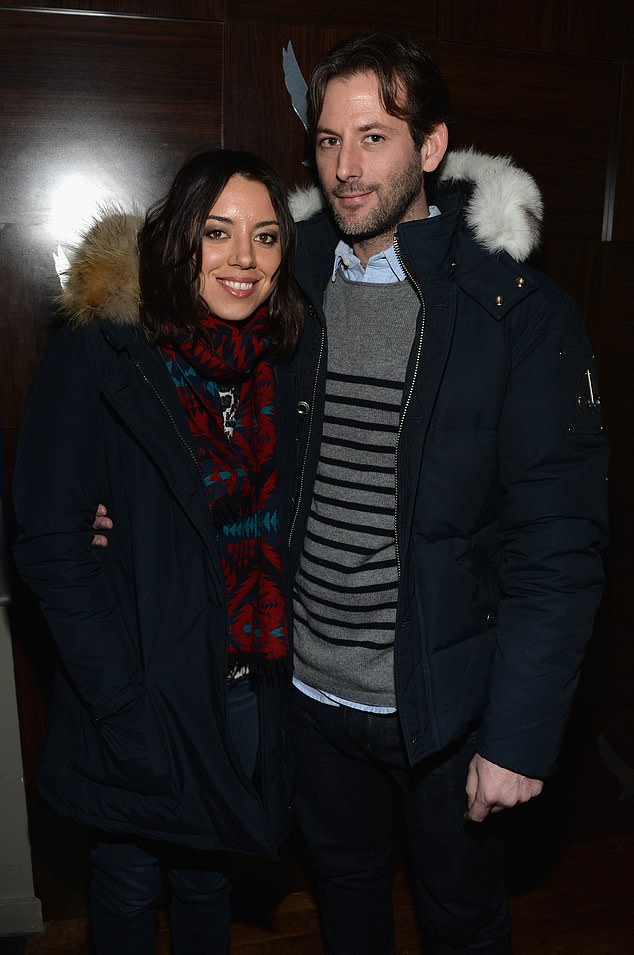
[293,275,420,707]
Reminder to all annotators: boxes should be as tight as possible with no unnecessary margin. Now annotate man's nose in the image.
[336,141,362,181]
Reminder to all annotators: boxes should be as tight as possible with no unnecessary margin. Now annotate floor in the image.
[13,832,634,954]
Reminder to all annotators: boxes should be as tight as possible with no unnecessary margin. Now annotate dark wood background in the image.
[1,0,632,920]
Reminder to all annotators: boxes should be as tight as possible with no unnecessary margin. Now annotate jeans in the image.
[90,677,259,955]
[290,688,512,955]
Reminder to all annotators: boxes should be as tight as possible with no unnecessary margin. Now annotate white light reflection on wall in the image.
[50,172,121,289]
[51,173,106,244]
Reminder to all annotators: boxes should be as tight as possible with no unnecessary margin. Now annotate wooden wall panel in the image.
[227,0,436,33]
[437,42,620,241]
[439,0,625,58]
[0,9,223,427]
[224,22,344,189]
[612,62,634,242]
[596,244,634,547]
[592,242,634,792]
[0,0,226,17]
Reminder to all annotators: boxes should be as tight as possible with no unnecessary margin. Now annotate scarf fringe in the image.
[228,652,292,683]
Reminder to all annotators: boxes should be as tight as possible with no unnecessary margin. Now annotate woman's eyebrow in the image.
[205,214,279,227]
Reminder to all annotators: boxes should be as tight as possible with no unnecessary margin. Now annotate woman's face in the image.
[198,175,282,321]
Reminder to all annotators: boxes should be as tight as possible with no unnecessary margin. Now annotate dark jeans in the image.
[90,677,259,955]
[290,689,512,955]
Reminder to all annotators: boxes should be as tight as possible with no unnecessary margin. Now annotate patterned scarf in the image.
[160,308,288,667]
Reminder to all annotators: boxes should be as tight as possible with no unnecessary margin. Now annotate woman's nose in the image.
[229,237,256,268]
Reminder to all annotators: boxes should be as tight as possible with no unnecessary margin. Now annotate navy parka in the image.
[13,319,294,856]
[288,182,608,779]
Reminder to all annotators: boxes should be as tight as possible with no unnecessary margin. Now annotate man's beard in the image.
[323,155,425,242]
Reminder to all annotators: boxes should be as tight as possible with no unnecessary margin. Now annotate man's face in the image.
[315,72,428,261]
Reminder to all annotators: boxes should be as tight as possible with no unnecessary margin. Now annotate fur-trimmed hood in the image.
[60,207,144,328]
[288,147,543,261]
[60,149,542,327]
[59,206,143,326]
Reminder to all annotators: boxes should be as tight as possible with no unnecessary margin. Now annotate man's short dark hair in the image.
[307,32,452,150]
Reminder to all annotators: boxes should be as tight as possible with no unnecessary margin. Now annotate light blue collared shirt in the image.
[330,205,441,284]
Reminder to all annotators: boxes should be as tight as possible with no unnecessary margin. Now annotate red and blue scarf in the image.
[160,308,288,668]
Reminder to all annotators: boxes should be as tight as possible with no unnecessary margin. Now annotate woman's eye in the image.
[205,229,226,240]
[318,137,339,148]
[256,232,279,245]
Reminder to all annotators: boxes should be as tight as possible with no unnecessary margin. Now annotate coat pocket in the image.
[75,688,176,798]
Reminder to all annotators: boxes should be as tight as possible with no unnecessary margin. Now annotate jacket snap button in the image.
[297,401,310,415]
[515,276,526,287]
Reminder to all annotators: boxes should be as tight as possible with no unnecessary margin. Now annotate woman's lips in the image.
[217,278,258,297]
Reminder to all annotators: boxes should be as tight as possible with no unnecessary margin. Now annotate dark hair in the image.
[138,149,302,358]
[307,32,452,151]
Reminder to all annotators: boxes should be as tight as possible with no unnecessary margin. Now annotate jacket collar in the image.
[293,187,465,297]
[395,188,464,280]
[293,211,340,308]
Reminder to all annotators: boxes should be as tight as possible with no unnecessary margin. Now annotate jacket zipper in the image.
[288,316,325,552]
[134,359,236,683]
[134,360,202,476]
[392,235,427,578]
[136,357,276,841]
[134,359,225,577]
[134,357,225,572]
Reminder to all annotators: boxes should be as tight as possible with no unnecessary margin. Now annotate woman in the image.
[13,150,303,954]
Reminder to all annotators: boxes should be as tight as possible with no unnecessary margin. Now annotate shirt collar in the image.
[330,205,441,283]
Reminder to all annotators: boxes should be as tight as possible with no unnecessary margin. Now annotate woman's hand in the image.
[92,503,112,548]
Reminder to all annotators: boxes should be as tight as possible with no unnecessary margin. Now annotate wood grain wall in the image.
[1,0,632,919]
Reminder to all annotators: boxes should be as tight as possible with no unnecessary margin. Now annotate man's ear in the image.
[421,122,449,173]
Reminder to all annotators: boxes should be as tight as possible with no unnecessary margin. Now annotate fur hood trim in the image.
[289,148,543,262]
[60,206,143,327]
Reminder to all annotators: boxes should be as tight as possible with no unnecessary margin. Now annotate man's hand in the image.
[465,753,543,823]
[91,503,112,548]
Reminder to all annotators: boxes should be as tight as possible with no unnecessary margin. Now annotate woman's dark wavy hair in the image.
[307,32,452,158]
[138,149,302,358]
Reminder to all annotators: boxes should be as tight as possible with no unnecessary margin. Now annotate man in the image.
[286,32,608,954]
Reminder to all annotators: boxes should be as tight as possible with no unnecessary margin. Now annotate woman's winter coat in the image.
[287,149,609,779]
[12,214,295,856]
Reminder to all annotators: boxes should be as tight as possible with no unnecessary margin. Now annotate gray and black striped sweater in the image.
[293,275,420,707]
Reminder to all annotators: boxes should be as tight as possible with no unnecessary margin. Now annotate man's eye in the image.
[319,137,339,148]
[366,134,384,144]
